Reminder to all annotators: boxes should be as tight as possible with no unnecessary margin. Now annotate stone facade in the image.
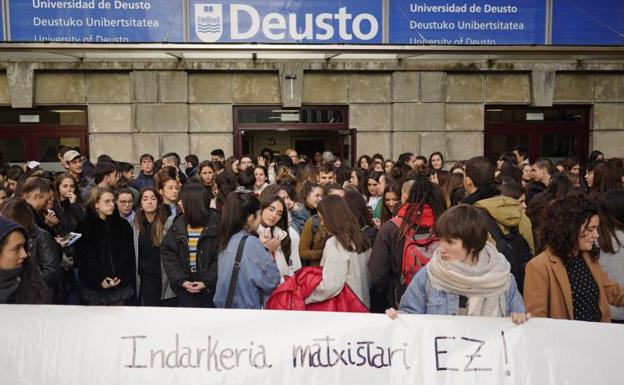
[5,65,621,164]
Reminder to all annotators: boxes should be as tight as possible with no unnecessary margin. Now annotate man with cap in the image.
[62,149,94,202]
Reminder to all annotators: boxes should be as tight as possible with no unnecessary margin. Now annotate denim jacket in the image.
[214,230,280,309]
[398,266,526,316]
[290,203,311,234]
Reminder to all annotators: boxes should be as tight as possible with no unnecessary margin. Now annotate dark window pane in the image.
[36,137,81,162]
[0,138,25,163]
[542,134,577,162]
[490,134,529,160]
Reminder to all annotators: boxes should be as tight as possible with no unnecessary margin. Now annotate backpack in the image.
[482,212,532,294]
[391,217,439,288]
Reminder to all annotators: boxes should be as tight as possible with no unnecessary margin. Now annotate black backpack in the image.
[483,212,532,295]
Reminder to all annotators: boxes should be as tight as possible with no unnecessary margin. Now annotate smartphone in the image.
[276,230,287,241]
[60,232,82,246]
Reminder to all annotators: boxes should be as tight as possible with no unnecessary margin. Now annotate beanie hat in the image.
[0,216,27,246]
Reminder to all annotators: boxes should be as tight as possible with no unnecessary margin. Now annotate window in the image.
[485,105,590,163]
[0,107,88,166]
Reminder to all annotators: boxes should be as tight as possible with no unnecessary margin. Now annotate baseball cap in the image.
[63,150,81,163]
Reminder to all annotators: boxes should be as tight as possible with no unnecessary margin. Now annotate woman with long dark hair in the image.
[598,190,624,323]
[53,173,85,236]
[590,159,624,198]
[253,165,270,195]
[428,151,449,186]
[349,168,367,195]
[224,156,240,175]
[155,166,180,218]
[344,190,378,246]
[292,181,323,232]
[363,171,382,211]
[441,172,464,208]
[357,155,372,171]
[0,216,50,304]
[524,193,624,322]
[380,183,401,225]
[197,161,216,195]
[75,186,135,305]
[305,195,371,308]
[214,171,238,212]
[161,183,221,308]
[372,172,396,220]
[214,192,280,309]
[132,188,175,306]
[368,176,446,310]
[527,173,575,255]
[298,182,327,266]
[257,195,301,280]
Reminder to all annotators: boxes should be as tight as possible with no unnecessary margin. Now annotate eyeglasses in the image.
[118,200,133,206]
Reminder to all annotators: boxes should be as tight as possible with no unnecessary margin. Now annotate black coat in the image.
[57,200,86,236]
[161,211,220,294]
[75,210,135,290]
[28,226,62,294]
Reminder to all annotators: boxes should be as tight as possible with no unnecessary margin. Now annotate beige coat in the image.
[524,249,624,322]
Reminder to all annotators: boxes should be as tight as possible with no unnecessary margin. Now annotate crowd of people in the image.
[1,145,623,325]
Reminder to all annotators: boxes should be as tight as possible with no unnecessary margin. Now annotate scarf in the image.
[0,266,23,304]
[427,242,511,317]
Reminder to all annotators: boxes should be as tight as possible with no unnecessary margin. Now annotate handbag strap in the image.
[225,235,248,308]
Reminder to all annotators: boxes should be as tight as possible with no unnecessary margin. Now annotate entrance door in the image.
[233,105,355,165]
[485,106,590,163]
[0,108,88,169]
[337,128,357,166]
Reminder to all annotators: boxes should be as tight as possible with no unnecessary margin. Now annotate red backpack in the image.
[391,216,439,287]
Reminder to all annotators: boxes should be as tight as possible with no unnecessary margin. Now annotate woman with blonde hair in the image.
[75,186,135,305]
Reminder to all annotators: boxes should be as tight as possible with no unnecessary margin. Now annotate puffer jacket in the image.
[160,211,220,294]
[266,266,368,313]
[474,195,535,254]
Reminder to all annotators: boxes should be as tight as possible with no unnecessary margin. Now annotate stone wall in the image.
[7,67,624,163]
[554,73,624,158]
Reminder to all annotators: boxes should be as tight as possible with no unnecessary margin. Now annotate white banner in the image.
[0,305,622,385]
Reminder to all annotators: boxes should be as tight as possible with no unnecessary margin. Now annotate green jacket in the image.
[474,195,535,254]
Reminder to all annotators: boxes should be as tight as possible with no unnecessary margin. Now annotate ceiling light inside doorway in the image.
[280,113,300,122]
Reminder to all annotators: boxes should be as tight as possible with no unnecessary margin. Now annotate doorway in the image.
[0,107,88,170]
[484,105,590,163]
[233,105,356,165]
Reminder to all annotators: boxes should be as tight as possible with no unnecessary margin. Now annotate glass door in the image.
[338,128,357,166]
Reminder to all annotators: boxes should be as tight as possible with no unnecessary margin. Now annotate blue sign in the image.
[189,0,382,43]
[0,2,4,41]
[389,0,545,45]
[553,0,624,45]
[9,0,184,42]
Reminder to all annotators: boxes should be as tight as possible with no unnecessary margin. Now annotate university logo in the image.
[195,4,223,42]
